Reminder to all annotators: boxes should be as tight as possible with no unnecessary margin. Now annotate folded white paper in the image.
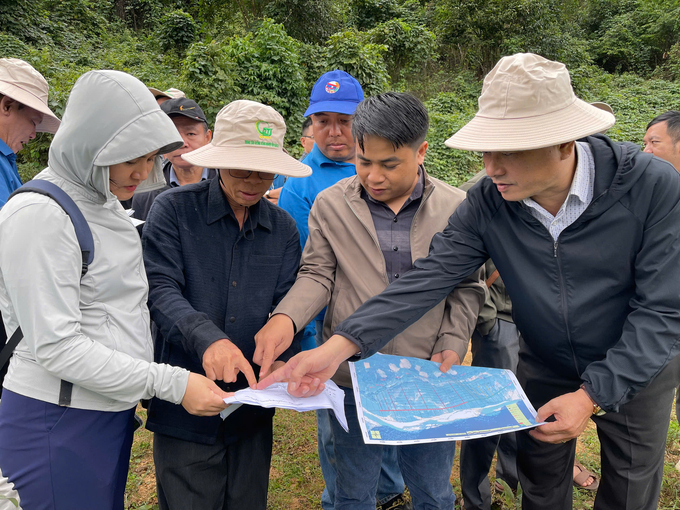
[221,380,348,431]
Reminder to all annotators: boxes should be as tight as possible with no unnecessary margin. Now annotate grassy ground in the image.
[125,369,680,509]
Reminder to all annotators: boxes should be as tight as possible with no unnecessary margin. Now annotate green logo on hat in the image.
[256,121,273,139]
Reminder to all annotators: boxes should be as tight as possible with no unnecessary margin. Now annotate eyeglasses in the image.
[227,169,277,180]
[302,135,314,140]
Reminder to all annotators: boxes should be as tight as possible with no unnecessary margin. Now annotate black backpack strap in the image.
[10,180,95,276]
[1,180,95,406]
[0,327,23,371]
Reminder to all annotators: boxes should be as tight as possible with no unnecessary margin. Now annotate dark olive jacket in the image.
[336,135,680,413]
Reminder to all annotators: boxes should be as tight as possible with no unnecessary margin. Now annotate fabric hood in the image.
[47,70,183,202]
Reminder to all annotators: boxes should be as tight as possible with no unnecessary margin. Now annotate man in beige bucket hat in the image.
[0,58,60,207]
[142,100,310,510]
[259,53,680,510]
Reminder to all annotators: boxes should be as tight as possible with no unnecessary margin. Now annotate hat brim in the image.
[445,98,616,152]
[181,144,312,179]
[0,80,61,134]
[148,87,172,99]
[305,100,359,117]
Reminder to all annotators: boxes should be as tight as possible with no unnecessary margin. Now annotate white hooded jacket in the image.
[0,70,190,411]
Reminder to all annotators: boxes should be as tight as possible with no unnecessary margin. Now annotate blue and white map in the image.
[349,353,541,445]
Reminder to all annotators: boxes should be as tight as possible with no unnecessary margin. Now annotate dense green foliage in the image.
[2,0,680,185]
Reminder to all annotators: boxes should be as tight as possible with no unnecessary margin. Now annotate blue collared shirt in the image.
[0,139,22,208]
[278,144,356,250]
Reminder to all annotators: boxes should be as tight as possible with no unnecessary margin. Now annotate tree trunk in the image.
[115,0,127,21]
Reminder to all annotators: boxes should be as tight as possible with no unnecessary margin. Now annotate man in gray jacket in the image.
[261,53,680,510]
[255,92,485,509]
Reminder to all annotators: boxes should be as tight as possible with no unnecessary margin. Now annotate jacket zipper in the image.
[553,238,580,375]
[551,188,609,376]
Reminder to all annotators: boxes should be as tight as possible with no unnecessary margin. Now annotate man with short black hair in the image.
[643,111,680,172]
[131,97,216,221]
[273,71,409,510]
[263,53,680,510]
[256,92,485,510]
[644,110,680,438]
[300,116,315,160]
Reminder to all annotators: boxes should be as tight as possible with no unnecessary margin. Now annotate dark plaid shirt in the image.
[362,168,425,283]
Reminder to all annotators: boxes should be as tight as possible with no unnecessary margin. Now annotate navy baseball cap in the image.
[304,70,365,117]
[161,97,208,124]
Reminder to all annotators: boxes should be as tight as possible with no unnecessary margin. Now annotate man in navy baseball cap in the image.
[276,70,409,510]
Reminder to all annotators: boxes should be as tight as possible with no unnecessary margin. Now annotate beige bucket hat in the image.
[148,87,186,100]
[0,58,60,134]
[445,53,615,152]
[182,100,312,178]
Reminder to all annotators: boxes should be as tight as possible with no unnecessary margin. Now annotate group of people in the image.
[0,50,676,510]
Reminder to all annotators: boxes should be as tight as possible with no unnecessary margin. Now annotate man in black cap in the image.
[131,97,216,221]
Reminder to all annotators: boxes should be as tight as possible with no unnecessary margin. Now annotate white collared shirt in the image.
[523,141,595,241]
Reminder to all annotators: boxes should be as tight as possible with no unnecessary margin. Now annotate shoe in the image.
[378,494,413,510]
[573,460,599,492]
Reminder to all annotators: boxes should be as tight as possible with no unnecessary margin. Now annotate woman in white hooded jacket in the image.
[0,70,229,509]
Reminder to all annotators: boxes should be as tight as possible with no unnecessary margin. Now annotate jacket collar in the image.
[206,175,272,232]
[344,165,435,204]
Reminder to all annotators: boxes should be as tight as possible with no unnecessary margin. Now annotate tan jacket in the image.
[274,172,486,387]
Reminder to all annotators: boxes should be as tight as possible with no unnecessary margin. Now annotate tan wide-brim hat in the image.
[0,58,60,134]
[445,53,616,152]
[148,87,172,100]
[183,100,312,178]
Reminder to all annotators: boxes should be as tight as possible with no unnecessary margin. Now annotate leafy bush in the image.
[223,20,307,119]
[584,0,680,75]
[324,29,389,96]
[366,19,437,79]
[424,92,481,186]
[352,0,402,30]
[264,0,345,44]
[157,9,197,53]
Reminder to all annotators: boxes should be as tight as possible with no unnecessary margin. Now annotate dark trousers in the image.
[0,390,135,510]
[154,419,273,510]
[516,344,680,510]
[460,319,520,510]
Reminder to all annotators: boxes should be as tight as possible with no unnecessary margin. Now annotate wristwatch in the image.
[580,384,606,416]
[264,190,271,198]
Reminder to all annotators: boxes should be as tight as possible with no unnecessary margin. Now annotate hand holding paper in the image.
[220,379,348,432]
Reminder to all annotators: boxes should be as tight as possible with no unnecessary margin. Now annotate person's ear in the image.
[0,96,17,116]
[206,129,212,143]
[416,140,428,166]
[557,141,575,160]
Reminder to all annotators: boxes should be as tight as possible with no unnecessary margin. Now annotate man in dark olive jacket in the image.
[261,53,680,510]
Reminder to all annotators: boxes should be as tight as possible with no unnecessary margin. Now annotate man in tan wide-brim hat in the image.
[258,53,680,510]
[142,100,310,510]
[0,58,60,207]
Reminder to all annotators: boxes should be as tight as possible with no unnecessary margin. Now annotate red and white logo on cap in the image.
[325,81,340,94]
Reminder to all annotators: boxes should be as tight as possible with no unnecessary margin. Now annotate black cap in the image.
[160,97,208,124]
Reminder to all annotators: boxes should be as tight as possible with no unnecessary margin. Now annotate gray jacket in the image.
[0,70,189,411]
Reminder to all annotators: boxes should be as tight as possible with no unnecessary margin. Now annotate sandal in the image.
[573,460,599,491]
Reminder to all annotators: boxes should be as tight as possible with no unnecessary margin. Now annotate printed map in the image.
[349,353,541,444]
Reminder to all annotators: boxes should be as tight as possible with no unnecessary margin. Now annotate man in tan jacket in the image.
[255,92,485,510]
